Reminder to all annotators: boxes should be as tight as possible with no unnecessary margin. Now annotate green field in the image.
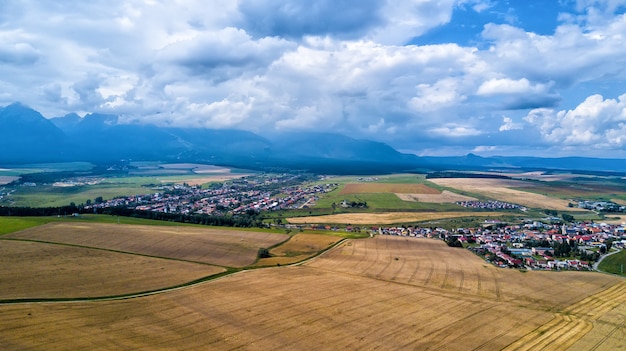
[0,217,56,235]
[0,161,252,207]
[316,191,468,211]
[0,214,296,237]
[598,249,626,276]
[0,162,95,175]
[3,182,152,207]
[2,175,230,208]
[0,215,202,235]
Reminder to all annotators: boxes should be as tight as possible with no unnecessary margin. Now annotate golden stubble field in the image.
[1,234,624,350]
[287,211,507,225]
[253,233,343,266]
[0,240,223,300]
[6,222,288,267]
[430,178,577,210]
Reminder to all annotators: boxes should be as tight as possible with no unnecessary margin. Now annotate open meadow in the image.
[0,234,624,350]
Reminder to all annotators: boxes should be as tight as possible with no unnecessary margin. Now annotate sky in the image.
[1,0,626,158]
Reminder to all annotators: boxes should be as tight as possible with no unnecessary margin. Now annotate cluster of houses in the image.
[85,174,337,216]
[367,220,625,271]
[578,200,626,212]
[455,200,525,210]
[232,183,337,214]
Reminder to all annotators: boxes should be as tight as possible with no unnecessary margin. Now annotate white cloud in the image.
[370,0,457,44]
[429,124,483,137]
[472,145,497,153]
[524,93,626,147]
[0,0,626,156]
[499,116,524,131]
[410,78,467,112]
[480,14,626,87]
[477,78,548,96]
[185,98,255,129]
[0,42,39,65]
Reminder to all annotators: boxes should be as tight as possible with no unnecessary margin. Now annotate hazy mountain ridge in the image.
[0,103,69,163]
[2,104,416,171]
[2,103,626,174]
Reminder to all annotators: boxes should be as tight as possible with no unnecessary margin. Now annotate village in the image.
[370,220,626,271]
[83,174,626,273]
[86,174,338,216]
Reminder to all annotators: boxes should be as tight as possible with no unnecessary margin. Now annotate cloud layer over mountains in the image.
[1,0,626,157]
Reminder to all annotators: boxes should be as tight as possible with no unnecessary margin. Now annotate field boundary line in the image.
[0,269,237,305]
[0,237,350,305]
[0,237,222,267]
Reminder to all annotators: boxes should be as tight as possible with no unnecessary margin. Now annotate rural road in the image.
[593,248,622,271]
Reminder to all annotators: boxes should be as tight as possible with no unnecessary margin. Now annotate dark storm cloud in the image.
[0,43,39,65]
[237,0,384,39]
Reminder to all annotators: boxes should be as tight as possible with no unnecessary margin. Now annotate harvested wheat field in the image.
[6,222,288,267]
[287,211,506,225]
[339,183,440,194]
[0,240,222,300]
[307,236,619,307]
[0,266,552,351]
[307,236,626,350]
[431,178,576,210]
[1,236,624,350]
[253,233,343,266]
[396,190,477,203]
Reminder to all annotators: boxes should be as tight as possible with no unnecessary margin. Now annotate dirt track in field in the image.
[253,233,343,267]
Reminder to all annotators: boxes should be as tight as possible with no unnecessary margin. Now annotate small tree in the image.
[257,248,271,258]
[446,238,463,248]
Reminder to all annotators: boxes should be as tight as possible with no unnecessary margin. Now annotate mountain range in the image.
[1,102,625,175]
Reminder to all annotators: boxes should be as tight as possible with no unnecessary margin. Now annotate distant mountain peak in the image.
[83,113,119,125]
[0,102,47,123]
[2,101,37,114]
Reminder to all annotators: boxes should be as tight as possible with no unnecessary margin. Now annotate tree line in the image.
[0,205,266,228]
